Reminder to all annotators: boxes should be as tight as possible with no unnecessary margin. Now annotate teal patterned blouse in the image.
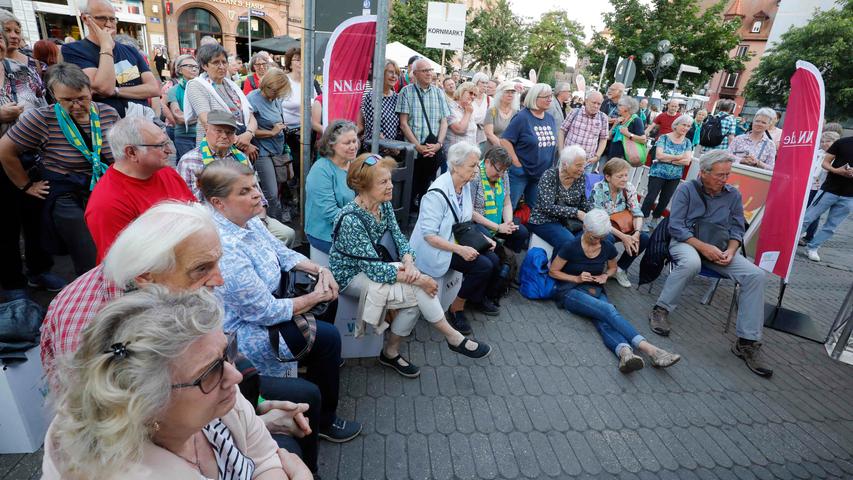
[590,179,644,217]
[329,200,415,290]
[651,134,693,180]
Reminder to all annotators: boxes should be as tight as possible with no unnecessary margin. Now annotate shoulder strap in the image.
[249,75,256,89]
[413,86,435,138]
[692,180,709,211]
[331,211,384,261]
[427,188,459,223]
[3,59,17,103]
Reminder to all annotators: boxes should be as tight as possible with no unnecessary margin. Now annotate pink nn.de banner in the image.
[322,16,377,129]
[754,61,825,282]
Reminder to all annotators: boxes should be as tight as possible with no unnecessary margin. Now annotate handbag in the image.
[620,116,647,166]
[609,190,635,234]
[268,270,331,362]
[331,211,400,263]
[691,181,730,252]
[428,188,492,253]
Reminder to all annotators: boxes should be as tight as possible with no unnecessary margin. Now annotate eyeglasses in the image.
[54,94,92,106]
[135,141,172,152]
[90,15,118,24]
[359,154,380,172]
[171,332,238,394]
[179,64,199,71]
[489,161,508,175]
[208,60,229,67]
[254,62,270,68]
[537,94,552,99]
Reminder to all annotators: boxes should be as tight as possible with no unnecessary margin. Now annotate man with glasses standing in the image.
[396,57,452,210]
[60,0,160,117]
[84,116,196,261]
[0,63,120,276]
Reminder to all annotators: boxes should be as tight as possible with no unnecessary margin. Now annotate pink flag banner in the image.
[754,61,825,281]
[322,16,377,129]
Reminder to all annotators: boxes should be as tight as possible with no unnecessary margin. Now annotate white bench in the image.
[437,269,463,311]
[529,233,554,260]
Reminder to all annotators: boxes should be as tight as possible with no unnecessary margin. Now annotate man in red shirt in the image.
[647,98,682,137]
[85,117,196,261]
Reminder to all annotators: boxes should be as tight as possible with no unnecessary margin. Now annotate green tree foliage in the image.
[389,0,456,66]
[584,0,743,95]
[745,0,852,120]
[520,10,585,85]
[466,0,525,75]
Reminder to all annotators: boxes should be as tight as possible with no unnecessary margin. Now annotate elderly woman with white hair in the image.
[727,107,777,170]
[445,81,479,149]
[608,95,648,162]
[42,287,311,479]
[470,72,491,148]
[410,142,503,338]
[641,113,694,230]
[484,81,519,148]
[500,82,558,208]
[527,145,590,250]
[549,209,681,373]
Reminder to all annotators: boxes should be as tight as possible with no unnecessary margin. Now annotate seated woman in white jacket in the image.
[329,154,490,378]
[409,142,503,337]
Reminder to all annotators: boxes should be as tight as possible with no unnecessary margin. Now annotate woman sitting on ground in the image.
[527,145,590,251]
[410,142,502,337]
[549,209,681,373]
[43,286,311,479]
[330,154,491,378]
[469,146,529,252]
[590,158,649,288]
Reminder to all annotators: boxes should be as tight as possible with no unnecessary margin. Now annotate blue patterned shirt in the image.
[707,113,737,151]
[651,134,693,180]
[590,180,643,217]
[213,209,307,378]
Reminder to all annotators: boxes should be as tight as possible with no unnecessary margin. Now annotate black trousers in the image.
[641,176,681,218]
[449,250,502,303]
[0,171,53,290]
[411,152,442,211]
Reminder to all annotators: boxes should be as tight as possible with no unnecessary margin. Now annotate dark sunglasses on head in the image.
[358,154,381,172]
[171,332,238,394]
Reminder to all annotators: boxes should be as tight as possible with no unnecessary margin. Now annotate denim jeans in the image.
[258,376,321,472]
[606,232,650,270]
[801,190,852,249]
[173,135,196,163]
[254,155,283,221]
[508,165,540,209]
[528,222,577,252]
[559,288,645,356]
[307,234,332,254]
[802,190,820,241]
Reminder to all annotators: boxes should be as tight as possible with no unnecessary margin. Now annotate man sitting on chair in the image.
[647,150,771,378]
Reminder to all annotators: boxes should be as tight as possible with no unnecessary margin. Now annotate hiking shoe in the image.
[379,351,421,378]
[448,310,472,335]
[650,348,681,368]
[447,337,491,359]
[648,306,671,336]
[319,417,362,443]
[470,298,500,316]
[731,341,773,378]
[26,272,67,292]
[806,248,820,262]
[614,268,632,288]
[618,347,644,373]
[798,237,808,247]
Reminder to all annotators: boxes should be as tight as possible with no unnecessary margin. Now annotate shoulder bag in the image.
[268,270,324,362]
[331,210,400,263]
[609,190,635,235]
[413,86,447,166]
[690,181,730,252]
[428,188,492,253]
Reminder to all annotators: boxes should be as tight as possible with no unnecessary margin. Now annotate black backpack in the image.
[700,114,725,147]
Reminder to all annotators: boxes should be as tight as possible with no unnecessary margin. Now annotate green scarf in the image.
[54,102,105,190]
[480,161,504,230]
[611,114,638,143]
[199,137,249,165]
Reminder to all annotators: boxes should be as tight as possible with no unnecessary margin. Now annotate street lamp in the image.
[642,39,675,96]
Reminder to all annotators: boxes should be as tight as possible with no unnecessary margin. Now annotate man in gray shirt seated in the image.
[649,150,771,378]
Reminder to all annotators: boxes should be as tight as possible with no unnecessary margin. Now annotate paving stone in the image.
[488,395,515,433]
[469,396,495,434]
[573,395,606,431]
[468,432,498,479]
[637,392,674,428]
[384,433,408,480]
[375,396,396,435]
[800,461,828,479]
[738,423,787,465]
[528,431,561,477]
[488,432,520,479]
[556,395,588,431]
[584,429,622,474]
[504,395,534,432]
[566,430,603,475]
[418,366,439,397]
[356,396,377,434]
[468,365,493,396]
[720,424,770,467]
[433,396,456,435]
[606,395,640,430]
[730,465,759,480]
[406,433,431,480]
[654,426,698,470]
[395,396,416,435]
[603,430,642,473]
[427,433,454,480]
[590,393,625,431]
[507,432,541,478]
[546,430,582,476]
[336,436,363,479]
[447,432,477,480]
[537,395,569,432]
[688,426,733,468]
[413,396,436,434]
[619,429,660,473]
[704,425,752,467]
[451,396,476,434]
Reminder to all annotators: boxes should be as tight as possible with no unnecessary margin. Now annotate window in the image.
[724,72,740,89]
[237,17,274,38]
[178,8,222,52]
[735,45,749,58]
[751,20,762,33]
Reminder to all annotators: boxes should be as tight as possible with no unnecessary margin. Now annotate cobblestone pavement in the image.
[3,222,852,480]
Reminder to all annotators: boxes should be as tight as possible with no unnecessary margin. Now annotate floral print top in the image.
[329,201,415,290]
[528,167,590,226]
[651,134,693,180]
[590,179,643,217]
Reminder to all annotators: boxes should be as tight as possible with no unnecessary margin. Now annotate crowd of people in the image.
[0,0,851,477]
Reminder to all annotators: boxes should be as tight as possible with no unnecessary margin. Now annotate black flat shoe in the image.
[378,351,421,378]
[447,337,491,359]
[448,310,473,335]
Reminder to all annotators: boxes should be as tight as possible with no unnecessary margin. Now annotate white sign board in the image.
[426,2,467,51]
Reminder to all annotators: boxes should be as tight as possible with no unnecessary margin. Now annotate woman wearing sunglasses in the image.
[330,154,491,378]
[43,286,312,479]
[167,53,200,160]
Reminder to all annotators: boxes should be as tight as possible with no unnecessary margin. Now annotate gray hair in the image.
[103,202,217,288]
[583,209,611,237]
[0,9,20,27]
[174,54,196,78]
[317,120,358,158]
[45,63,91,92]
[672,114,694,129]
[198,159,256,202]
[249,51,271,71]
[524,83,552,110]
[447,142,481,171]
[717,99,735,113]
[196,42,227,69]
[51,286,222,479]
[108,117,150,162]
[753,107,777,123]
[76,0,113,15]
[495,81,518,97]
[559,144,587,167]
[454,81,478,100]
[484,146,512,169]
[585,90,603,101]
[554,82,571,94]
[821,131,840,144]
[199,35,219,46]
[471,72,490,85]
[699,149,735,172]
[617,95,639,114]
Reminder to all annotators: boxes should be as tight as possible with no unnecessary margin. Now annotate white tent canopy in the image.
[386,42,443,74]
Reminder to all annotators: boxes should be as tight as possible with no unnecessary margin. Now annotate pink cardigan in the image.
[42,390,282,479]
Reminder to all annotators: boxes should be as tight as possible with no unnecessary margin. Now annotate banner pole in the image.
[370,0,389,154]
[441,48,446,75]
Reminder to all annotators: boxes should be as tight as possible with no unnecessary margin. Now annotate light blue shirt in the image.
[410,172,473,277]
[213,209,307,377]
[304,157,356,243]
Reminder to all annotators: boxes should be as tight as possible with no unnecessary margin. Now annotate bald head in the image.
[606,82,625,101]
[80,0,118,39]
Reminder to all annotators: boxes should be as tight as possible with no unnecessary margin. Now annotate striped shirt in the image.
[201,419,255,480]
[5,102,119,175]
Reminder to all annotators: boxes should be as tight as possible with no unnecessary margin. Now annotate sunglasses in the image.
[358,154,380,172]
[171,332,238,394]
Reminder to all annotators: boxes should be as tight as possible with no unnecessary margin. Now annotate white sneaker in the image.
[806,248,821,262]
[614,268,632,288]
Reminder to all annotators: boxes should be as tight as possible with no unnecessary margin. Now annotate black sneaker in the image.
[470,298,500,316]
[379,351,421,378]
[447,337,491,359]
[731,341,773,378]
[448,310,472,335]
[318,417,362,443]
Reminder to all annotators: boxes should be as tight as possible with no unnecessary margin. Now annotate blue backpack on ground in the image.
[519,247,556,300]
